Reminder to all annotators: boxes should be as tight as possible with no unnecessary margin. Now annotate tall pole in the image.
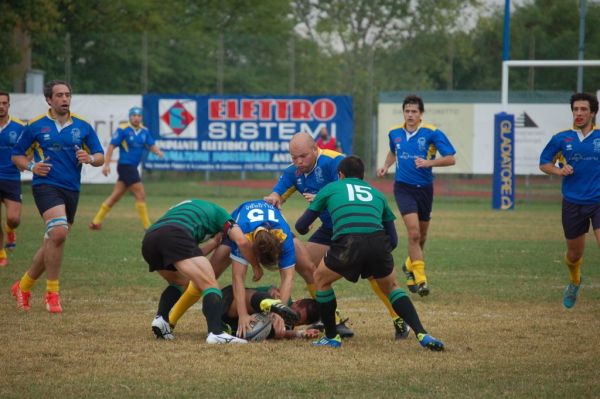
[502,0,511,62]
[577,0,586,92]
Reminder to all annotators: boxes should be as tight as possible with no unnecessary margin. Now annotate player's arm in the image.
[377,150,396,177]
[382,220,398,249]
[199,232,223,256]
[415,154,456,169]
[102,144,116,176]
[278,266,295,306]
[295,209,320,235]
[231,260,254,338]
[540,161,573,176]
[539,137,573,176]
[149,144,164,159]
[264,191,283,208]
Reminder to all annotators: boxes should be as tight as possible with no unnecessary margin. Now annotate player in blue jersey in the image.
[265,132,410,340]
[167,199,308,339]
[0,91,26,267]
[89,106,164,230]
[377,94,456,297]
[10,80,104,313]
[539,92,600,309]
[296,156,444,350]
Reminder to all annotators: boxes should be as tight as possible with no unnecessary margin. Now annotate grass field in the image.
[1,179,598,398]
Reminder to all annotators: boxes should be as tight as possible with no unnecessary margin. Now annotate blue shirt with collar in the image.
[0,116,26,181]
[110,123,155,166]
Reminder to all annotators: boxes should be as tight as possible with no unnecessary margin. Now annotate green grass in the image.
[1,180,598,398]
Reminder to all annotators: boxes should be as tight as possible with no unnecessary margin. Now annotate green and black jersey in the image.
[308,178,396,240]
[147,199,233,243]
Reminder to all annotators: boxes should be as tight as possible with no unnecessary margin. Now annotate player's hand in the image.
[560,164,574,176]
[102,164,111,176]
[415,157,430,168]
[271,314,286,339]
[157,150,165,159]
[251,265,263,282]
[302,193,316,202]
[74,145,94,164]
[376,166,387,177]
[32,157,52,176]
[263,193,282,209]
[301,329,320,339]
[267,286,281,299]
[236,313,256,338]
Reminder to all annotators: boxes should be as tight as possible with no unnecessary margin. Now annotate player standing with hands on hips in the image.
[377,94,456,296]
[11,80,104,313]
[539,92,600,309]
[90,106,164,231]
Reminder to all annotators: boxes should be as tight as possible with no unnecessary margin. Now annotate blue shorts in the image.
[0,179,22,203]
[117,164,141,186]
[393,181,433,222]
[308,225,333,246]
[32,184,79,224]
[562,198,600,240]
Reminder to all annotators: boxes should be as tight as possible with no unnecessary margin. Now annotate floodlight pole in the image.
[501,60,600,107]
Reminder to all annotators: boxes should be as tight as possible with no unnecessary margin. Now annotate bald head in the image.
[289,132,318,173]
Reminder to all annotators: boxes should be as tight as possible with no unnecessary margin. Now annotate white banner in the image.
[378,102,572,175]
[10,94,141,183]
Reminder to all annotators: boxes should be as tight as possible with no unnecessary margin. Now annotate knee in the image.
[6,216,20,229]
[407,228,421,243]
[45,217,69,244]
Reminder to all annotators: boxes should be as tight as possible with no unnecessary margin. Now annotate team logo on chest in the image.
[418,137,427,152]
[593,138,600,153]
[314,166,324,184]
[71,128,81,143]
[8,130,18,144]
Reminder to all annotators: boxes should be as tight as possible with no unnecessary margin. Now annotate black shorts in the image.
[142,225,204,272]
[393,181,433,221]
[562,198,600,240]
[117,164,141,186]
[308,225,333,246]
[0,179,22,203]
[32,184,79,224]
[324,231,394,283]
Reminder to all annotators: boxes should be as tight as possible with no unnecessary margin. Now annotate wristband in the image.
[27,161,35,172]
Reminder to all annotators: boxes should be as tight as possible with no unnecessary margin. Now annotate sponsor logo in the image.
[515,112,538,128]
[159,99,197,139]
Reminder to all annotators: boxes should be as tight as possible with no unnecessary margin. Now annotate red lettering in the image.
[313,99,336,121]
[257,100,273,119]
[290,100,312,120]
[275,100,289,120]
[209,100,224,120]
[241,99,257,120]
[226,100,239,119]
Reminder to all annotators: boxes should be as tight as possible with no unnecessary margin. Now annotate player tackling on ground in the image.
[296,155,444,350]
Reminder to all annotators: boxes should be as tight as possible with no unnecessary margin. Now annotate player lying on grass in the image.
[295,155,444,350]
[219,284,321,340]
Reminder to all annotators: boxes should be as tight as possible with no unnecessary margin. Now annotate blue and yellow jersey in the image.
[229,200,295,270]
[0,116,26,181]
[272,149,344,229]
[387,123,456,187]
[539,127,600,205]
[12,110,104,192]
[109,123,155,166]
[147,199,235,243]
[310,178,396,240]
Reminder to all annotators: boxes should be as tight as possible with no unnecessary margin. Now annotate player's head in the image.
[0,91,9,118]
[129,106,143,126]
[570,93,598,127]
[252,228,283,271]
[402,94,424,113]
[319,127,329,140]
[337,155,364,179]
[291,298,319,326]
[44,80,72,116]
[289,132,319,173]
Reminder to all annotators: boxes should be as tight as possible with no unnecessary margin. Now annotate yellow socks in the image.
[92,202,111,225]
[369,278,399,319]
[135,201,151,229]
[411,260,427,285]
[19,272,37,292]
[46,279,60,293]
[565,255,582,285]
[168,282,202,327]
[306,283,316,299]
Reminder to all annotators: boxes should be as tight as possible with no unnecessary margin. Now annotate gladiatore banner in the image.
[142,94,353,171]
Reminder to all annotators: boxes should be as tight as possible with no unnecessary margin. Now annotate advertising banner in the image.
[492,113,515,210]
[142,95,353,171]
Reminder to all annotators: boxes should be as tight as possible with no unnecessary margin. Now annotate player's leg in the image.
[130,182,151,230]
[0,204,5,266]
[293,238,317,297]
[151,270,187,339]
[313,259,343,347]
[90,181,127,229]
[175,256,246,343]
[367,277,409,340]
[40,205,70,313]
[4,198,21,251]
[563,235,585,309]
[375,272,444,351]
